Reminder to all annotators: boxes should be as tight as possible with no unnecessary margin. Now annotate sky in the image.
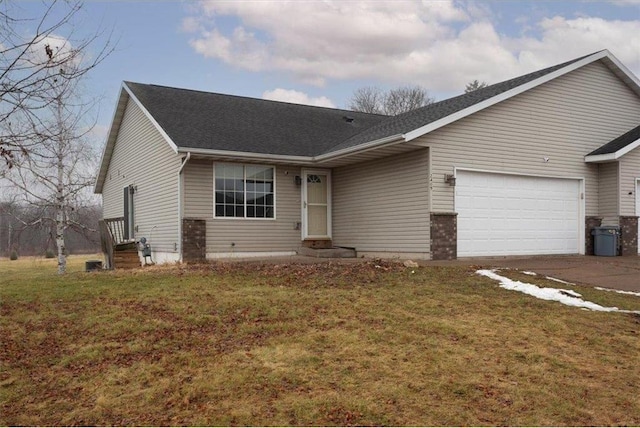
[12,0,640,146]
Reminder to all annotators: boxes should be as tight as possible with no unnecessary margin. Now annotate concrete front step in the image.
[298,246,356,258]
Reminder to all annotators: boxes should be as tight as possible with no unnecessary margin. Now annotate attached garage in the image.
[456,170,583,257]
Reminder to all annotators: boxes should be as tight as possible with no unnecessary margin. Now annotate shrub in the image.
[45,249,55,259]
[9,251,18,261]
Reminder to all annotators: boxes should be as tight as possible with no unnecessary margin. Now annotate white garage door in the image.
[456,170,581,257]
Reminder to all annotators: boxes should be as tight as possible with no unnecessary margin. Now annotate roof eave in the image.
[404,50,625,143]
[585,137,640,163]
[177,147,315,165]
[176,133,406,165]
[94,82,182,194]
[94,84,130,194]
[314,134,406,163]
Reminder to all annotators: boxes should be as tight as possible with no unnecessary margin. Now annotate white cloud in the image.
[184,1,640,92]
[262,88,336,108]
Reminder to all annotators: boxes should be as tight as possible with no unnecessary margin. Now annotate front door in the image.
[302,170,331,239]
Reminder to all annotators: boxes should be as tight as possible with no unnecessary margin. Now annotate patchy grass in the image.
[1,257,639,426]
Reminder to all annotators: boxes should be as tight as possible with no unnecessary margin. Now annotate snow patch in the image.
[477,269,640,314]
[594,287,640,298]
[522,271,537,276]
[545,276,575,286]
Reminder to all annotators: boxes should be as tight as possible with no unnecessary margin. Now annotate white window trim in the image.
[213,163,277,220]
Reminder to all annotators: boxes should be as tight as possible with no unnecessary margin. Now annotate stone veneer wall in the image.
[430,212,457,260]
[182,218,206,262]
[619,216,638,256]
[585,216,603,256]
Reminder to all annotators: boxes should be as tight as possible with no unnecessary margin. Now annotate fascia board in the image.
[584,153,617,163]
[404,51,609,142]
[178,147,314,164]
[122,83,179,153]
[314,134,405,163]
[94,85,130,194]
[603,51,640,97]
[180,134,406,165]
[615,137,640,158]
[585,138,640,163]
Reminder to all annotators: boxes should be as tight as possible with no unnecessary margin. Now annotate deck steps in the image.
[298,246,356,258]
[113,249,141,269]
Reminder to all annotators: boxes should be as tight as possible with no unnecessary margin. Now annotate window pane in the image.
[214,164,275,219]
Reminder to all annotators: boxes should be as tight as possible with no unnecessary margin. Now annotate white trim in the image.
[122,83,179,153]
[207,251,297,259]
[315,134,405,162]
[603,52,640,95]
[178,134,406,165]
[453,166,586,182]
[213,162,277,220]
[94,86,130,194]
[584,138,640,163]
[454,167,586,256]
[179,146,313,164]
[301,168,332,240]
[404,51,610,143]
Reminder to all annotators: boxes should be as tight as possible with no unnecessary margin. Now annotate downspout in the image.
[177,152,191,262]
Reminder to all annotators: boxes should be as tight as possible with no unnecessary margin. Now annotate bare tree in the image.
[4,73,99,274]
[464,79,489,93]
[0,0,113,169]
[348,85,435,115]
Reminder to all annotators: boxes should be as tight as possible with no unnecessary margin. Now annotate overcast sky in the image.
[15,0,640,142]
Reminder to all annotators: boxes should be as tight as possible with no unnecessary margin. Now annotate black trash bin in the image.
[85,260,103,272]
[591,226,619,257]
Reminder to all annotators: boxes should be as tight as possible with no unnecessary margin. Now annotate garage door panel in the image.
[456,171,581,257]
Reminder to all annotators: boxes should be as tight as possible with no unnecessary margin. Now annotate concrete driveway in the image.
[479,255,640,292]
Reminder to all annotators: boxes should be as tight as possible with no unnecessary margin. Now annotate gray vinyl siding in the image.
[183,161,302,253]
[418,61,640,217]
[332,149,430,253]
[598,162,619,225]
[101,98,181,253]
[619,147,640,216]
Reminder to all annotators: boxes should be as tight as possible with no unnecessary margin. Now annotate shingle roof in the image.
[326,53,596,154]
[125,82,387,157]
[587,124,640,156]
[125,51,606,158]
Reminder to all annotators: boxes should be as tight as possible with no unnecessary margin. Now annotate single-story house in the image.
[95,49,640,264]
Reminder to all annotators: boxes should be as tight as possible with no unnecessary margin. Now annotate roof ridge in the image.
[322,50,605,155]
[124,81,389,118]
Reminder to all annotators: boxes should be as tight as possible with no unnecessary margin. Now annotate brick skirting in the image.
[182,218,206,263]
[430,212,457,260]
[585,216,603,256]
[619,216,638,256]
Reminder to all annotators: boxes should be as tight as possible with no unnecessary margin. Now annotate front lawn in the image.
[1,256,639,426]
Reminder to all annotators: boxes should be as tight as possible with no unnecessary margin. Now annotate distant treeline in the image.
[0,203,101,257]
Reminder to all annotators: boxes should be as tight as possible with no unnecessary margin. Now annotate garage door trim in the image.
[454,167,585,257]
